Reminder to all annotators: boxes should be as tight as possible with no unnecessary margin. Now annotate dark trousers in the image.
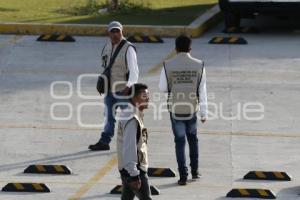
[121,172,152,200]
[170,113,199,178]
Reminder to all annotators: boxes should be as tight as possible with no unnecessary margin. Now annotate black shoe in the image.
[88,141,110,151]
[177,177,187,186]
[191,170,201,179]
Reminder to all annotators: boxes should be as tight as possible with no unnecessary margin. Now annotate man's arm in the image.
[159,65,168,92]
[126,46,139,87]
[123,119,140,177]
[199,68,208,122]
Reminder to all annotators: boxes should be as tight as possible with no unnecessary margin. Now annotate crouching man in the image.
[117,83,152,200]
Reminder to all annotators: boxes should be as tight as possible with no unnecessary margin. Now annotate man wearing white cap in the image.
[89,21,139,151]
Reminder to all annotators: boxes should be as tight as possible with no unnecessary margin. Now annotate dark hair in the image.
[175,35,191,52]
[129,83,148,97]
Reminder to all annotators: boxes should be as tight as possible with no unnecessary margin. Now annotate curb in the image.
[0,5,222,37]
[186,4,222,37]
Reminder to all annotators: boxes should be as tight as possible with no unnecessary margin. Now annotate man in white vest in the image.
[117,83,152,200]
[159,35,208,185]
[89,21,139,151]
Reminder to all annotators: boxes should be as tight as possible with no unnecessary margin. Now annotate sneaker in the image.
[177,177,187,186]
[88,141,110,151]
[191,170,201,179]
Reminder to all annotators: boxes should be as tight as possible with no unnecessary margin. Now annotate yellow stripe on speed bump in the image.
[229,37,239,43]
[227,189,276,199]
[54,165,65,173]
[255,171,267,178]
[2,183,50,192]
[209,37,247,44]
[134,36,143,42]
[244,171,291,181]
[153,168,165,176]
[257,189,269,197]
[274,172,285,179]
[238,189,250,196]
[36,165,46,172]
[37,34,75,42]
[149,36,158,42]
[213,37,223,43]
[25,164,72,174]
[117,186,122,192]
[56,35,66,41]
[42,35,52,40]
[148,167,176,177]
[32,183,44,191]
[14,183,25,190]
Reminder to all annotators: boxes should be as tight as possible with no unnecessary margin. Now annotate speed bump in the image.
[24,165,72,175]
[209,37,247,45]
[37,34,75,42]
[226,189,276,199]
[2,183,50,193]
[244,171,291,181]
[110,185,123,194]
[148,167,176,177]
[110,185,160,195]
[224,26,258,34]
[127,35,163,43]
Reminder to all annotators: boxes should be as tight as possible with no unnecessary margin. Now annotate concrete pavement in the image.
[1,16,300,199]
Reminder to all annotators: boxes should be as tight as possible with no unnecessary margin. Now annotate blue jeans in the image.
[100,92,129,144]
[170,113,199,178]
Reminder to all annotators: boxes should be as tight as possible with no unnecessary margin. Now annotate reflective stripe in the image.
[153,168,165,175]
[229,37,239,43]
[14,183,25,190]
[54,165,65,172]
[57,35,66,41]
[149,36,158,42]
[32,183,44,191]
[42,35,52,40]
[274,172,285,179]
[238,189,250,196]
[36,165,46,172]
[214,37,224,43]
[255,171,267,178]
[257,189,269,197]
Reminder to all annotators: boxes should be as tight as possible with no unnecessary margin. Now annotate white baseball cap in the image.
[107,21,123,32]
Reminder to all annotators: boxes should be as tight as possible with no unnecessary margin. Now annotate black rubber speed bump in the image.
[150,185,160,195]
[148,167,176,177]
[226,189,276,199]
[2,183,50,193]
[24,165,72,175]
[127,35,163,43]
[110,185,123,194]
[244,171,291,181]
[37,34,75,42]
[209,37,247,45]
[224,26,259,34]
[110,185,160,195]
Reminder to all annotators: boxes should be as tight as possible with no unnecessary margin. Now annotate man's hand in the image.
[122,86,131,96]
[201,117,206,123]
[128,178,141,190]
